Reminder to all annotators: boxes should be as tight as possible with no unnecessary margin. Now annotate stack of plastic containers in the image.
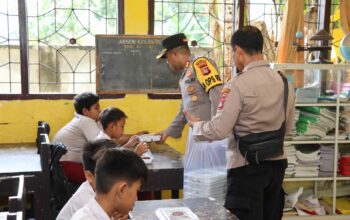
[184,169,226,199]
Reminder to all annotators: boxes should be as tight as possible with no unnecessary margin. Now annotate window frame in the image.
[0,0,126,100]
[0,0,333,100]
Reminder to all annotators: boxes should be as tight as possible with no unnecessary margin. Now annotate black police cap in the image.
[156,33,188,59]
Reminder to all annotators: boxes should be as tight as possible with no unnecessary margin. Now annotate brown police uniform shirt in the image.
[192,60,296,169]
[166,56,224,138]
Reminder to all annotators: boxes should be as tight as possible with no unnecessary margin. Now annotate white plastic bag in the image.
[183,128,227,199]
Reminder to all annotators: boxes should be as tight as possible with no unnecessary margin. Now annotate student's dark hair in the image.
[73,92,100,115]
[95,148,148,194]
[82,139,117,173]
[99,107,127,130]
[230,25,264,55]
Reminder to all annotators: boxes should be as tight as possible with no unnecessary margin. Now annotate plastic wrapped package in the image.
[183,128,227,199]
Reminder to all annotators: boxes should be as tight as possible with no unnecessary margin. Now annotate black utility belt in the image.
[235,125,285,164]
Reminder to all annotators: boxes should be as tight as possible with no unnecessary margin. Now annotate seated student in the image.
[53,93,147,185]
[53,92,102,184]
[96,107,149,156]
[71,148,148,220]
[56,139,120,220]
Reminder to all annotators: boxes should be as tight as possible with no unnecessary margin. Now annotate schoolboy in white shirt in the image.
[56,139,118,220]
[53,92,102,184]
[95,107,149,156]
[71,148,148,220]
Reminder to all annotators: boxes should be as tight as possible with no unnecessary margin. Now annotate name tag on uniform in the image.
[185,78,195,84]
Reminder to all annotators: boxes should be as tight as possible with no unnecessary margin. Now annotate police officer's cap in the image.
[156,33,188,59]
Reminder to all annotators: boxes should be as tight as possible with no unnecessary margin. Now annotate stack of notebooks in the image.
[296,107,336,139]
[339,108,350,135]
[285,109,300,140]
[339,155,350,176]
[285,145,298,177]
[295,145,321,177]
[184,169,226,199]
[319,145,336,176]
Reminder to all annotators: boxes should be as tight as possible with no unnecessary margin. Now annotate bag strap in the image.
[277,71,289,121]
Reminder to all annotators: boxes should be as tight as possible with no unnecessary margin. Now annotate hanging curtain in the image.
[276,0,304,88]
[340,0,350,34]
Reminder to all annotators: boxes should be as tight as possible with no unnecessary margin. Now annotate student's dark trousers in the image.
[224,159,287,220]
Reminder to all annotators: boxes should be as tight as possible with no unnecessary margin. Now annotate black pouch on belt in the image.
[235,71,288,164]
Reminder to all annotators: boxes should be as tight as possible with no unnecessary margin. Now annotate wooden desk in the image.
[142,143,184,199]
[132,197,238,220]
[0,145,40,175]
[0,144,46,220]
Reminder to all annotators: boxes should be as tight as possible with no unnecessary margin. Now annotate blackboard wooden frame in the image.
[96,35,181,94]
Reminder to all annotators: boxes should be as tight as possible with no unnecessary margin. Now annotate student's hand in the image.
[134,142,149,156]
[112,212,128,220]
[123,135,140,148]
[116,134,132,146]
[183,110,199,127]
[156,130,169,144]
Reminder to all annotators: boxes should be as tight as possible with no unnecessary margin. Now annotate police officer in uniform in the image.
[186,26,295,220]
[156,33,228,196]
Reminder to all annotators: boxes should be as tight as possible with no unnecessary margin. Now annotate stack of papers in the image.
[155,207,199,220]
[184,169,226,199]
[296,107,336,139]
[319,145,336,176]
[286,109,300,139]
[285,145,298,177]
[295,145,321,177]
[339,108,350,135]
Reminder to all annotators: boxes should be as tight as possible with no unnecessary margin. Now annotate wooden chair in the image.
[8,175,25,215]
[0,175,26,220]
[40,140,79,219]
[50,143,79,218]
[38,134,52,219]
[36,121,50,154]
[6,212,23,220]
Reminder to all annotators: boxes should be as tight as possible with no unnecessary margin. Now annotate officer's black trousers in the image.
[224,159,287,220]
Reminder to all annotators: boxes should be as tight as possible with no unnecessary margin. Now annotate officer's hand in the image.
[183,110,199,127]
[156,130,168,144]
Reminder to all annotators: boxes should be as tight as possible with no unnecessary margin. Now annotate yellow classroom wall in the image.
[124,0,149,34]
[0,0,188,156]
[0,97,187,154]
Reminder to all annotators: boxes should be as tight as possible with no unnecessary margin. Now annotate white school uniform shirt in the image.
[94,131,112,141]
[71,197,112,220]
[53,113,102,163]
[56,181,95,220]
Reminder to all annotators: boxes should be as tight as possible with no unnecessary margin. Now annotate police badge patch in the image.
[193,57,223,93]
[195,59,211,75]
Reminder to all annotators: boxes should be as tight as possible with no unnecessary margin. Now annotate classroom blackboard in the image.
[96,35,181,94]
